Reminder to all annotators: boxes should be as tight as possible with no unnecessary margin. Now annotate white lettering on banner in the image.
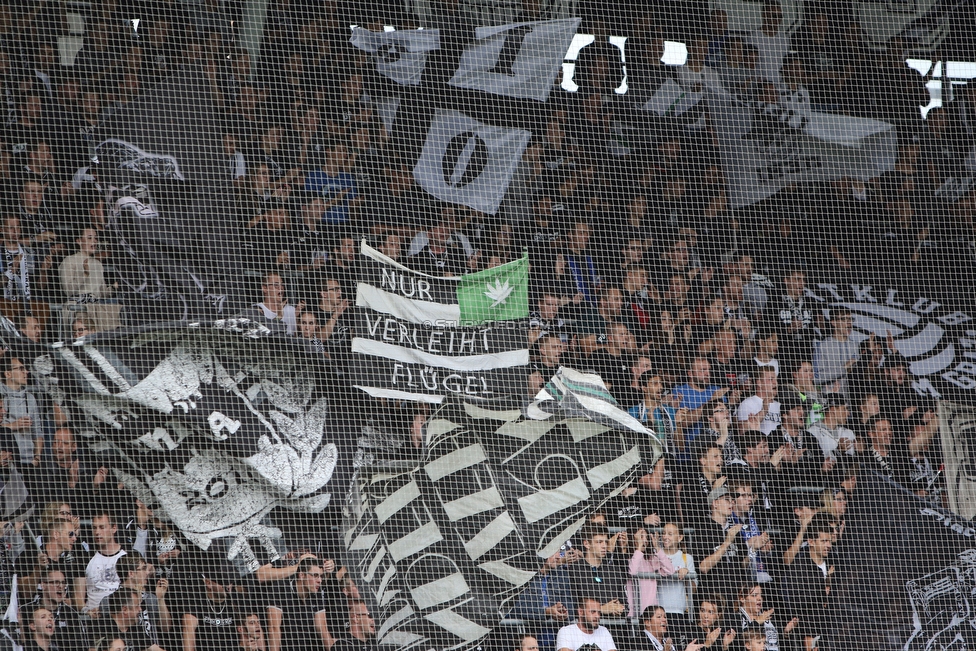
[392,363,491,396]
[361,313,495,355]
[380,269,434,301]
[852,285,877,302]
[208,412,241,440]
[919,508,976,538]
[817,284,976,397]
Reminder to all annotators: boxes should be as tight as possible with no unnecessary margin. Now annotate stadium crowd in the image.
[0,1,969,651]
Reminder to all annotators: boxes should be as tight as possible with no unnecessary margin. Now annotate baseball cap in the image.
[736,396,764,421]
[708,486,731,506]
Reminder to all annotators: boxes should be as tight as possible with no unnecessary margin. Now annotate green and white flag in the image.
[456,255,528,324]
[352,241,529,403]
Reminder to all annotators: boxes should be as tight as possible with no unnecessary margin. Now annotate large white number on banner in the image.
[443,132,489,188]
[350,27,441,86]
[413,110,531,215]
[449,18,580,102]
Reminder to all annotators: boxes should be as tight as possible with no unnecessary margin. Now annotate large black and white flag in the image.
[709,89,897,208]
[20,324,337,572]
[414,109,531,214]
[352,241,529,403]
[343,397,649,650]
[856,0,962,51]
[350,27,441,86]
[449,18,580,102]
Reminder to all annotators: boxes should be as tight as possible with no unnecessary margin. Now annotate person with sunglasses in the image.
[23,569,87,651]
[18,518,85,610]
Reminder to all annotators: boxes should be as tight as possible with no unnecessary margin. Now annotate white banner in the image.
[856,0,956,50]
[413,109,531,214]
[939,401,976,519]
[709,89,897,208]
[642,78,703,117]
[350,27,440,86]
[449,18,580,102]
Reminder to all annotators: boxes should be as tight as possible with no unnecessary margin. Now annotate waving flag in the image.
[350,27,441,86]
[449,18,580,101]
[352,241,529,403]
[413,109,531,215]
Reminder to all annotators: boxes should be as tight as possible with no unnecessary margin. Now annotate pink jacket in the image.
[627,549,677,617]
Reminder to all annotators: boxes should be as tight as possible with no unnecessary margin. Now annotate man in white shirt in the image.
[747,1,789,84]
[85,510,126,612]
[556,597,617,651]
[236,272,303,336]
[806,395,858,461]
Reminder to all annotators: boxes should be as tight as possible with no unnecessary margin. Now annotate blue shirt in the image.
[305,170,356,224]
[672,383,724,444]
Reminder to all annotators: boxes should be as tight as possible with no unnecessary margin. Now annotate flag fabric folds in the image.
[448,18,580,102]
[708,89,898,208]
[352,241,529,402]
[350,27,441,86]
[413,109,531,215]
[342,396,651,650]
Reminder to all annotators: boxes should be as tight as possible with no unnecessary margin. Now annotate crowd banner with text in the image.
[352,240,529,403]
[413,109,532,215]
[350,27,441,86]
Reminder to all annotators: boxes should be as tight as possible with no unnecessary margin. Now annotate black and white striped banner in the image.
[352,242,529,402]
[343,398,648,650]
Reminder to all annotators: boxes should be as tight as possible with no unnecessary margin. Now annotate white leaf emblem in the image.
[485,278,513,308]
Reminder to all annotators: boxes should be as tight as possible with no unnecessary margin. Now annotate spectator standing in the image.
[747,1,790,84]
[267,557,337,651]
[674,358,728,445]
[628,528,676,618]
[89,588,165,651]
[237,273,303,336]
[236,610,267,651]
[304,142,357,225]
[565,524,628,618]
[182,568,238,651]
[688,487,746,602]
[59,228,120,332]
[555,597,618,651]
[814,309,859,397]
[85,510,126,613]
[0,356,44,466]
[807,396,858,462]
[116,554,171,638]
[657,523,696,618]
[728,481,775,585]
[784,516,835,651]
[331,601,377,651]
[680,597,737,651]
[25,607,57,651]
[23,569,87,651]
[35,427,108,517]
[509,549,576,651]
[0,217,38,316]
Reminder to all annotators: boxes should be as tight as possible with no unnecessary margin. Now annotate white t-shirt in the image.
[658,550,696,615]
[556,623,617,651]
[807,423,857,459]
[86,548,126,611]
[747,31,790,83]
